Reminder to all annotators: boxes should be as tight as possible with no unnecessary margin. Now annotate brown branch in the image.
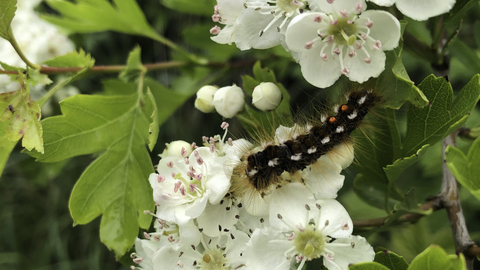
[353,200,440,227]
[0,58,259,76]
[440,132,477,269]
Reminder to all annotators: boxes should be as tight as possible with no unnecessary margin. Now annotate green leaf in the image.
[446,136,480,202]
[349,262,390,270]
[252,61,276,83]
[0,121,17,176]
[0,0,16,41]
[408,245,466,270]
[0,73,43,153]
[161,0,216,16]
[119,46,146,82]
[474,21,480,48]
[449,39,480,74]
[32,93,154,257]
[403,75,480,156]
[384,145,430,184]
[445,0,480,26]
[43,48,95,68]
[43,0,160,40]
[145,88,159,151]
[374,250,409,270]
[383,189,432,226]
[26,69,52,87]
[375,21,428,109]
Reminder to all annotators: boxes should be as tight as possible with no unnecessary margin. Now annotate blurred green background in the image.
[1,0,480,269]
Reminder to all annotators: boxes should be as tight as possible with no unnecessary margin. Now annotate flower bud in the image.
[194,85,218,113]
[252,82,283,111]
[160,140,192,158]
[213,85,245,118]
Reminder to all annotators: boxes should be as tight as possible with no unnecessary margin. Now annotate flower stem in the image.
[37,77,73,107]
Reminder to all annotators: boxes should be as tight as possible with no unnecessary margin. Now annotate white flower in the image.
[210,0,245,45]
[368,0,456,21]
[234,0,307,50]
[252,82,283,111]
[152,230,250,270]
[246,183,375,270]
[213,85,245,118]
[285,0,401,88]
[149,147,231,225]
[195,85,218,113]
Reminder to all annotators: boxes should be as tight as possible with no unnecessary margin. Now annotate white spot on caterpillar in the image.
[336,126,345,133]
[321,137,330,144]
[291,154,302,161]
[307,147,317,154]
[268,158,279,167]
[358,95,367,105]
[333,105,339,113]
[344,95,349,102]
[305,124,313,132]
[321,115,327,123]
[248,169,258,176]
[348,111,358,120]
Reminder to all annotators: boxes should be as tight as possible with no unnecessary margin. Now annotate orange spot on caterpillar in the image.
[328,117,336,123]
[341,105,348,111]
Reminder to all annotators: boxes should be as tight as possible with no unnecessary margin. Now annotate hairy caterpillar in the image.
[229,88,381,213]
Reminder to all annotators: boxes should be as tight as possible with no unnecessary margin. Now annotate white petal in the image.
[317,199,353,238]
[155,205,176,223]
[358,10,401,50]
[217,0,244,22]
[237,206,270,234]
[242,188,272,216]
[211,25,236,44]
[269,183,315,231]
[326,142,354,170]
[178,219,201,247]
[196,200,239,237]
[303,157,344,199]
[205,158,231,204]
[285,13,326,52]
[299,43,342,88]
[311,0,367,14]
[246,228,293,270]
[226,230,250,266]
[153,245,196,270]
[367,0,395,6]
[183,191,210,219]
[344,43,386,83]
[235,7,284,50]
[395,0,456,21]
[323,235,375,269]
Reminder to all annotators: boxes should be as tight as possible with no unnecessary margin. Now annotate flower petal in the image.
[303,156,344,199]
[299,44,342,88]
[367,0,395,6]
[235,7,284,50]
[196,199,239,237]
[217,0,244,22]
[269,183,315,231]
[358,10,401,50]
[183,191,210,219]
[246,228,293,270]
[242,188,272,216]
[323,235,375,269]
[211,24,236,44]
[317,199,353,238]
[285,12,326,52]
[326,142,354,170]
[395,0,456,21]
[344,42,386,83]
[153,245,196,270]
[311,0,367,14]
[178,219,201,247]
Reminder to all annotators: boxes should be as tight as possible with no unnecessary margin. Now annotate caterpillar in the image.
[229,88,381,213]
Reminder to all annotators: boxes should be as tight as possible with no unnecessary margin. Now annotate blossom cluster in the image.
[209,0,455,88]
[132,123,375,270]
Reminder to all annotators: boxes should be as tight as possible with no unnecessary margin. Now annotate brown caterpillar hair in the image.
[229,88,381,205]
